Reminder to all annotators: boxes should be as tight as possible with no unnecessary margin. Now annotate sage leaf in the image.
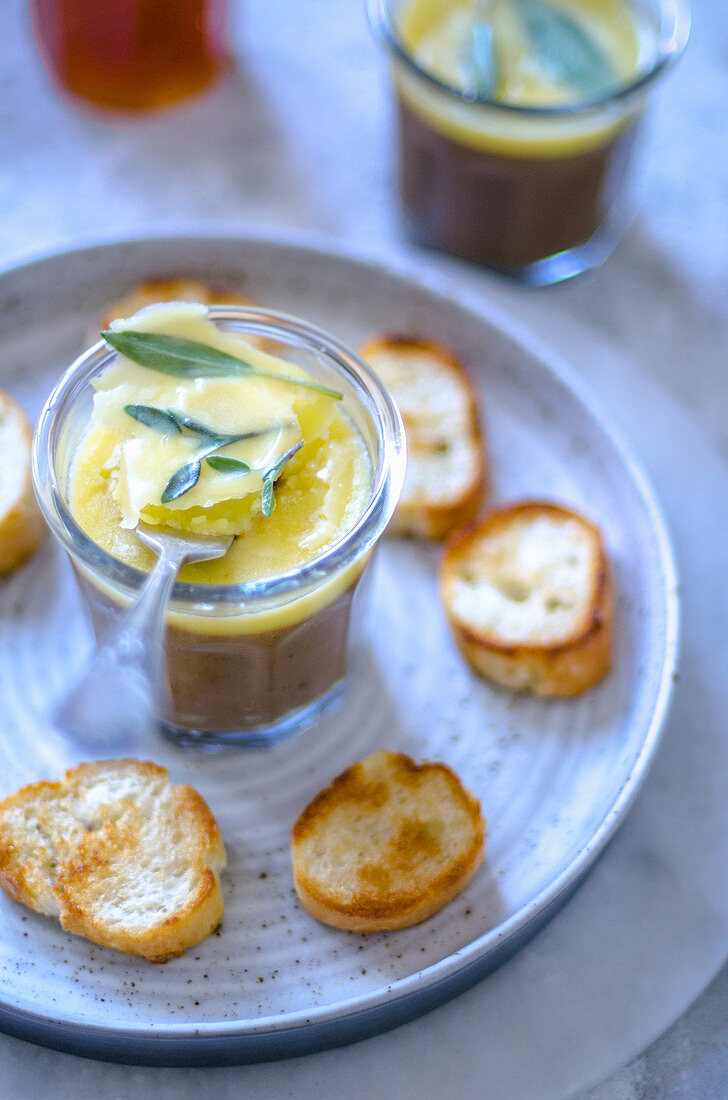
[515,0,615,98]
[261,440,304,518]
[103,330,253,378]
[461,22,499,99]
[161,459,202,503]
[103,329,343,399]
[205,455,251,473]
[172,412,226,439]
[124,404,182,434]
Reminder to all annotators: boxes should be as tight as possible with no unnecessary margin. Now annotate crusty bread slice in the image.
[359,334,487,539]
[0,759,226,962]
[292,750,485,932]
[0,389,45,575]
[441,501,613,697]
[93,277,261,333]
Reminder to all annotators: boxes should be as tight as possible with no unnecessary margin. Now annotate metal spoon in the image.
[55,522,232,750]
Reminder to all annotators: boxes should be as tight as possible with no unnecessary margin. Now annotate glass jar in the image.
[32,307,405,748]
[29,0,230,112]
[368,0,690,285]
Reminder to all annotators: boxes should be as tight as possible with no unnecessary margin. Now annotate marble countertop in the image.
[1,0,727,1096]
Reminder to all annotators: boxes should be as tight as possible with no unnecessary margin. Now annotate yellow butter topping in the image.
[402,0,644,108]
[68,304,372,587]
[396,0,653,155]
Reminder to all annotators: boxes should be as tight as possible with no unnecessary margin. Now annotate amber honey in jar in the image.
[369,0,689,284]
[30,0,230,112]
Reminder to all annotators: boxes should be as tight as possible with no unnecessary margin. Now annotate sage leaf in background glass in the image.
[124,404,182,434]
[205,455,251,473]
[515,0,615,99]
[261,440,304,518]
[461,22,499,99]
[103,329,344,399]
[161,459,203,503]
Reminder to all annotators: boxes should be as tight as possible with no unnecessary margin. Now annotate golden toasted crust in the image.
[441,500,613,697]
[93,278,261,333]
[359,334,487,539]
[0,390,45,574]
[292,750,485,932]
[0,759,227,962]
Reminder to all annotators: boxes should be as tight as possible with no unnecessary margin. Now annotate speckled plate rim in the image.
[0,228,680,1064]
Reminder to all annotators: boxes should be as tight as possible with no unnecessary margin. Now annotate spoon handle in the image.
[54,548,182,749]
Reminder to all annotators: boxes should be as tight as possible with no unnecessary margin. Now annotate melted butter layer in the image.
[69,304,372,585]
[396,0,654,156]
[402,0,644,108]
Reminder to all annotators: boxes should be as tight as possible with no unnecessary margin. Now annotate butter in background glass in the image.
[369,0,690,284]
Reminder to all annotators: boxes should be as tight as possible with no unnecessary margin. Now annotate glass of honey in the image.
[369,0,690,284]
[30,0,230,112]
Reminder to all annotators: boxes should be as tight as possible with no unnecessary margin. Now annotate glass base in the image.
[403,205,630,287]
[490,222,622,287]
[159,677,348,751]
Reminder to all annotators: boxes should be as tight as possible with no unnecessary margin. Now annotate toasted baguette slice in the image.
[0,389,45,575]
[359,335,487,539]
[88,277,267,349]
[441,501,613,697]
[292,750,485,932]
[0,759,226,962]
[94,277,260,332]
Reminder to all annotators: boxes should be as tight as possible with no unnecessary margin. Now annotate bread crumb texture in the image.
[442,500,613,696]
[292,750,485,932]
[0,759,226,961]
[359,335,486,538]
[0,389,45,574]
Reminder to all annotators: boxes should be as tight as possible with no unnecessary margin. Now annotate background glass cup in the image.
[368,0,690,285]
[33,307,405,749]
[29,0,230,112]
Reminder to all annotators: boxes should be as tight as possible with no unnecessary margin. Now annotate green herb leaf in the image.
[102,330,254,379]
[261,440,304,518]
[461,22,499,99]
[103,329,344,400]
[515,0,615,99]
[205,455,251,473]
[161,459,202,503]
[123,404,182,434]
[171,412,226,439]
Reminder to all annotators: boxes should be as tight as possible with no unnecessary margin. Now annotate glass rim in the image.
[32,305,406,612]
[367,0,691,118]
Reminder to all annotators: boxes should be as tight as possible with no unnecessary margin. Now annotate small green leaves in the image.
[161,459,203,504]
[123,404,182,434]
[461,22,499,99]
[104,329,343,399]
[123,405,296,503]
[515,0,615,99]
[261,441,304,518]
[205,455,251,474]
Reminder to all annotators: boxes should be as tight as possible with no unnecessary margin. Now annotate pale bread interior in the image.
[448,511,598,644]
[0,395,29,516]
[363,343,481,505]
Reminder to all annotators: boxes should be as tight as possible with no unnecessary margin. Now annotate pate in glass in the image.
[33,305,405,748]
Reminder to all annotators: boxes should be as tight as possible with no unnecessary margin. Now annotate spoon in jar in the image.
[54,522,232,750]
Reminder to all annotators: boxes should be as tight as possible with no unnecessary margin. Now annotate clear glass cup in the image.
[32,307,405,749]
[368,0,690,285]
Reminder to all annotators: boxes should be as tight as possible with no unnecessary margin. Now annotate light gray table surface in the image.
[1,0,727,1096]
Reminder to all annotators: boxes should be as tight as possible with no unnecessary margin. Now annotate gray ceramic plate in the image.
[0,231,678,1066]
